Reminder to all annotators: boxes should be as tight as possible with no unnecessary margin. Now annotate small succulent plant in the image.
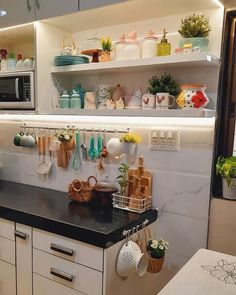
[178,13,211,38]
[101,36,112,52]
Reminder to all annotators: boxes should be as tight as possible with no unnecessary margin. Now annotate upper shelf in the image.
[51,52,220,76]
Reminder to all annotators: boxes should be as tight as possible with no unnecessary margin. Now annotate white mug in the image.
[84,92,96,109]
[142,93,155,110]
[156,92,175,109]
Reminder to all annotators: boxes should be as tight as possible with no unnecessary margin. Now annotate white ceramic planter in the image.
[123,142,137,156]
[222,178,236,200]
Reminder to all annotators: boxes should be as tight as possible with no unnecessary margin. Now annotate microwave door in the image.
[0,76,23,102]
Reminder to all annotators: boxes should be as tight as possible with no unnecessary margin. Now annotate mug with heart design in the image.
[156,92,175,109]
[142,92,155,110]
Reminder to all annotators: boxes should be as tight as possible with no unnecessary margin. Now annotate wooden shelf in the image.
[51,53,219,76]
[51,108,216,118]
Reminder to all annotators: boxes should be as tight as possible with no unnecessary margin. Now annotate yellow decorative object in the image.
[176,90,185,108]
[120,133,142,144]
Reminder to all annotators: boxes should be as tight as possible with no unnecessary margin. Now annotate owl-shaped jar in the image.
[176,84,209,109]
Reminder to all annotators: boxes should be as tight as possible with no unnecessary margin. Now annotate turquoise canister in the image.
[60,90,70,108]
[70,90,81,109]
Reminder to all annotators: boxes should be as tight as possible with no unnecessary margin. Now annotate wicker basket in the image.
[147,255,165,273]
[68,176,97,203]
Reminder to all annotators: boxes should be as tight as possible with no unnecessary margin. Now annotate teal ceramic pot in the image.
[70,98,81,109]
[179,37,209,51]
[13,133,23,146]
[60,98,70,108]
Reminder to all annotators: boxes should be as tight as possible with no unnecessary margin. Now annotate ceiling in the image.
[0,23,34,46]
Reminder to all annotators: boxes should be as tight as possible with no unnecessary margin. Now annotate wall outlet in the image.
[149,128,180,151]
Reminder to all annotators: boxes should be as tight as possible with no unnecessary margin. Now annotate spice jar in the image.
[142,30,158,58]
[115,34,126,61]
[123,31,140,60]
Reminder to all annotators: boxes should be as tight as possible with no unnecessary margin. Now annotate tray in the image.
[112,193,152,213]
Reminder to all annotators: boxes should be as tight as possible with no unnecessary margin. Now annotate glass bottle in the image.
[8,53,16,70]
[157,29,171,56]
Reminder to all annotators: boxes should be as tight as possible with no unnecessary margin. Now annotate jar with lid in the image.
[115,34,126,61]
[142,31,158,58]
[123,31,140,60]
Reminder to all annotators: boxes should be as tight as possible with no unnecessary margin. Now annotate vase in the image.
[57,143,68,168]
[147,255,165,273]
[123,142,137,156]
[179,37,209,51]
[222,178,236,200]
[62,138,75,150]
[100,50,111,62]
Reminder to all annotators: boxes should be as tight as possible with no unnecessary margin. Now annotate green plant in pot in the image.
[178,13,211,51]
[148,73,180,109]
[116,163,129,196]
[216,156,236,200]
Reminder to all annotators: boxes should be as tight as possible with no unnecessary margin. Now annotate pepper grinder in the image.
[157,29,171,56]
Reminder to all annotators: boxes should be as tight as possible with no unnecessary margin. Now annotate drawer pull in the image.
[14,230,27,240]
[50,243,74,257]
[50,267,74,282]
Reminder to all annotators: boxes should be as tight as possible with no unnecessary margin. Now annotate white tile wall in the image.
[0,119,214,279]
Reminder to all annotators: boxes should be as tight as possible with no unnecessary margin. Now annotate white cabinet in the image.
[0,0,35,28]
[35,0,79,21]
[0,260,16,295]
[79,0,126,10]
[15,224,33,295]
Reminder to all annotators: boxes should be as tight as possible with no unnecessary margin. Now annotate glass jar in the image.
[115,41,126,61]
[142,36,157,58]
[123,40,140,60]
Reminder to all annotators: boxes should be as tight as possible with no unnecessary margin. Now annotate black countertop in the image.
[0,181,158,248]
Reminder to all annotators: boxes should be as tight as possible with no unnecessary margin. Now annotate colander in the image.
[116,240,148,279]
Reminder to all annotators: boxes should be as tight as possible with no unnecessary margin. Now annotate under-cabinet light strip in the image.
[0,114,215,127]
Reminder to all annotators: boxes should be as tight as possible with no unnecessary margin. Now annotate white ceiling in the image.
[43,0,222,33]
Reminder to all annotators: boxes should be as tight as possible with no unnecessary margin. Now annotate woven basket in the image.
[68,176,97,203]
[147,255,165,273]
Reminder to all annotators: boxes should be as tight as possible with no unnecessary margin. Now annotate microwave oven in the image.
[0,71,35,109]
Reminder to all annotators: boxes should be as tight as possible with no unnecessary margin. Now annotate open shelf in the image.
[51,108,216,118]
[51,53,219,76]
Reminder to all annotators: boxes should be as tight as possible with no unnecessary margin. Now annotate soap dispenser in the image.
[157,29,171,56]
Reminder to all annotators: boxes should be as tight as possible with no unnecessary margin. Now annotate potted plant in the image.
[100,36,112,62]
[120,133,141,156]
[148,73,179,109]
[146,238,169,273]
[216,156,236,200]
[178,13,211,51]
[115,163,129,206]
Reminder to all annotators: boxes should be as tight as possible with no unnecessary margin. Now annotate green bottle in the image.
[157,29,171,56]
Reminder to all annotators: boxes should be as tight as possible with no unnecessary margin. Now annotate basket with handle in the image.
[68,176,97,203]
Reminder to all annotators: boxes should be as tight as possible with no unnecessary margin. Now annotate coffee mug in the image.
[84,92,96,109]
[142,92,155,110]
[156,92,175,109]
[96,84,112,109]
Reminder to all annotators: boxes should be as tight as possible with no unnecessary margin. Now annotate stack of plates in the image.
[54,55,89,66]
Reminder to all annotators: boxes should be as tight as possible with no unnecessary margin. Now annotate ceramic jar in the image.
[60,90,70,109]
[124,40,140,60]
[142,31,157,58]
[176,84,209,109]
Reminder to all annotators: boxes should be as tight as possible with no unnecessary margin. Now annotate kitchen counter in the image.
[0,180,157,248]
[158,249,236,294]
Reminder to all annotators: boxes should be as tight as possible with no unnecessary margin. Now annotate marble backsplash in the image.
[0,118,215,283]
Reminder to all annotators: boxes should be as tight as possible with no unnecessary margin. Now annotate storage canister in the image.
[142,31,158,58]
[123,31,140,60]
[115,34,126,61]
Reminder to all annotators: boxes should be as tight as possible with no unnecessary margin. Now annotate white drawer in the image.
[0,260,16,295]
[0,218,15,240]
[33,274,83,295]
[0,236,15,265]
[33,228,103,271]
[33,249,103,295]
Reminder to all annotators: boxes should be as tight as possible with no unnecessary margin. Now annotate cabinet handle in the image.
[26,0,32,11]
[50,267,74,282]
[14,230,27,240]
[50,243,74,257]
[36,0,40,9]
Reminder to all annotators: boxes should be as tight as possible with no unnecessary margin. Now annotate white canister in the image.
[123,40,140,60]
[142,36,158,58]
[115,41,126,61]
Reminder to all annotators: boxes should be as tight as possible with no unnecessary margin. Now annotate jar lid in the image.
[144,30,158,40]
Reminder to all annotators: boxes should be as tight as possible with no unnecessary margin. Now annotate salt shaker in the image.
[142,30,158,58]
